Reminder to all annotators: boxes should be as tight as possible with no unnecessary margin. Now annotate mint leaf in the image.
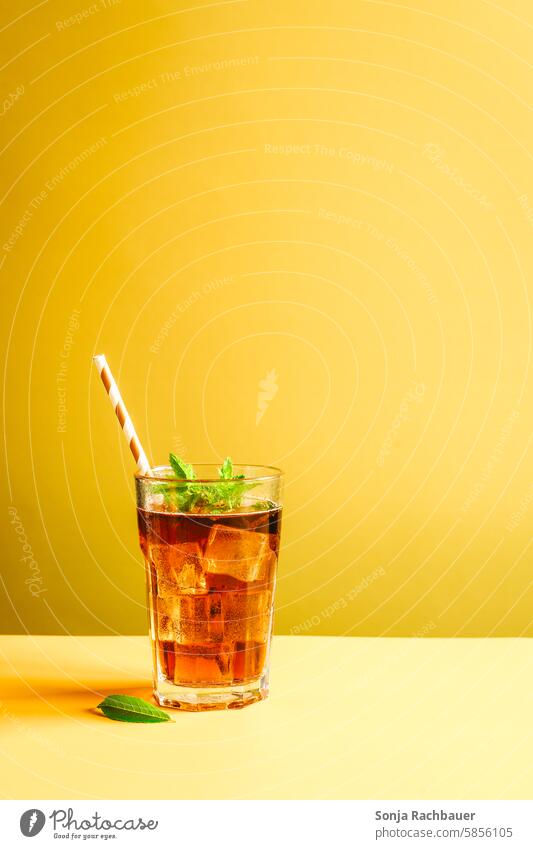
[97,695,173,723]
[218,457,246,481]
[169,454,195,480]
[161,455,263,512]
[216,457,259,507]
[218,456,233,479]
[251,500,272,511]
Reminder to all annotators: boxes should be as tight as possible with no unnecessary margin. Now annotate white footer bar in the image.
[2,800,532,847]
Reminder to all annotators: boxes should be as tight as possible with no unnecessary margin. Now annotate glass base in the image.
[154,674,269,712]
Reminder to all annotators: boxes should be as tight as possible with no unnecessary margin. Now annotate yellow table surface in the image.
[0,635,531,800]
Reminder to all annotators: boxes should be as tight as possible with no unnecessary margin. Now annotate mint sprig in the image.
[154,456,259,513]
[169,454,195,480]
[218,456,243,480]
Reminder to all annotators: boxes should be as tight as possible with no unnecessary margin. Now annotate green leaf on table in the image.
[97,695,173,723]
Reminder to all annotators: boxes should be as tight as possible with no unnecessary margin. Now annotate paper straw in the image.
[92,354,151,475]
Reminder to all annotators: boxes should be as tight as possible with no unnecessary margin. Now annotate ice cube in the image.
[204,525,274,584]
[150,541,206,595]
[172,643,233,685]
[157,594,225,644]
[223,588,272,644]
[157,609,174,641]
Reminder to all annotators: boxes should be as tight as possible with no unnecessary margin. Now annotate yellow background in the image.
[1,0,532,637]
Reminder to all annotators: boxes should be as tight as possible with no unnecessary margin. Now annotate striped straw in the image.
[92,354,151,475]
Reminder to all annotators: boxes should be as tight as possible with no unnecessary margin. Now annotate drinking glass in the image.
[135,465,283,711]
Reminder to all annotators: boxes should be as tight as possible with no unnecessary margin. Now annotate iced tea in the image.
[136,465,282,710]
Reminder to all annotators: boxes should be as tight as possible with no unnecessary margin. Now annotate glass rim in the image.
[135,463,283,484]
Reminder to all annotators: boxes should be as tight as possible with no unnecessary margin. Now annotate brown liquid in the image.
[137,506,281,688]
